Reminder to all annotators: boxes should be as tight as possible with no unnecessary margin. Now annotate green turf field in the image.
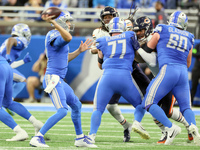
[0,111,200,150]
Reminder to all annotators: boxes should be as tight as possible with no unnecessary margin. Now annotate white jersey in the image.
[92,28,110,41]
[143,34,159,77]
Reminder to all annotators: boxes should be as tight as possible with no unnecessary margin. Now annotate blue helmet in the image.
[54,11,74,31]
[11,23,31,43]
[108,17,126,34]
[168,11,188,30]
[133,16,153,37]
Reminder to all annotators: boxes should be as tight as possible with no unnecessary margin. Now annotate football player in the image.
[0,24,32,100]
[29,10,97,148]
[142,11,200,145]
[88,17,149,144]
[133,16,193,143]
[0,23,43,141]
[91,6,151,142]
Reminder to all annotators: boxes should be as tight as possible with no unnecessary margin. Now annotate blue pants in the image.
[0,62,13,108]
[90,69,145,135]
[143,64,191,113]
[94,69,143,113]
[41,74,82,135]
[142,64,196,127]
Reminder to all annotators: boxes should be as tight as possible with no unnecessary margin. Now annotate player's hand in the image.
[78,39,93,53]
[6,54,12,63]
[23,52,32,63]
[41,14,56,24]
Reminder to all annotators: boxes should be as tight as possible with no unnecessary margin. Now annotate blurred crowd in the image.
[0,0,200,21]
[0,0,199,35]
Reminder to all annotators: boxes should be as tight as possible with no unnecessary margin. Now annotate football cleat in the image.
[74,135,97,148]
[6,129,28,141]
[132,120,150,139]
[87,134,96,144]
[157,131,167,144]
[188,133,194,141]
[186,125,193,141]
[165,124,181,145]
[123,124,132,142]
[33,120,44,135]
[30,136,49,147]
[189,123,200,146]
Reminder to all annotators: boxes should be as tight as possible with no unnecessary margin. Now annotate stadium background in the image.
[0,35,199,105]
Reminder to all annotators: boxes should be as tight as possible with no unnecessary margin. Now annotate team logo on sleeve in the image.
[154,25,162,33]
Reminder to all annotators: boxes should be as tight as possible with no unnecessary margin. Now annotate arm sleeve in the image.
[137,48,157,67]
[10,60,25,68]
[52,36,69,47]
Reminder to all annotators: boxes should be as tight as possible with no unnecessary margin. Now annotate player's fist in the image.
[23,52,32,63]
[6,54,12,63]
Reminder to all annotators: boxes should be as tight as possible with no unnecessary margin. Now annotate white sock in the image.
[28,115,37,124]
[170,109,189,127]
[153,117,165,131]
[107,104,130,129]
[107,104,124,123]
[36,132,44,137]
[13,125,22,133]
[76,134,84,138]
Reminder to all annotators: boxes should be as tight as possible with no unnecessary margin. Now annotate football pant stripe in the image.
[145,65,167,107]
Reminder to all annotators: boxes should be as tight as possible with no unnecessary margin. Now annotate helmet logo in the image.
[144,18,150,24]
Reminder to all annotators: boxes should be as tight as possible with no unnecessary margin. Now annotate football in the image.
[42,7,62,19]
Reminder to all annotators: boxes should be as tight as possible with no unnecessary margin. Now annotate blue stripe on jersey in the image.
[173,11,181,23]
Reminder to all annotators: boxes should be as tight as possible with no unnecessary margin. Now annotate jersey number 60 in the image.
[166,34,188,52]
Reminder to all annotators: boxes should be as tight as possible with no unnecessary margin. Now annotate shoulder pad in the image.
[92,28,109,40]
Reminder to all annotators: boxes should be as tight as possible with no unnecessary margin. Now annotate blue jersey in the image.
[0,37,28,63]
[0,55,7,62]
[96,31,140,72]
[154,24,194,68]
[45,30,70,79]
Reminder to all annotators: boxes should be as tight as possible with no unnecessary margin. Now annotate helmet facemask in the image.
[54,11,74,32]
[100,6,119,29]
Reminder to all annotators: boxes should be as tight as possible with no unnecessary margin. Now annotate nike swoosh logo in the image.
[169,130,175,138]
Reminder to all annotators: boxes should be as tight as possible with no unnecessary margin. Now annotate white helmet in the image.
[11,23,31,43]
[108,17,126,34]
[54,11,74,31]
[125,19,133,31]
[168,11,188,30]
